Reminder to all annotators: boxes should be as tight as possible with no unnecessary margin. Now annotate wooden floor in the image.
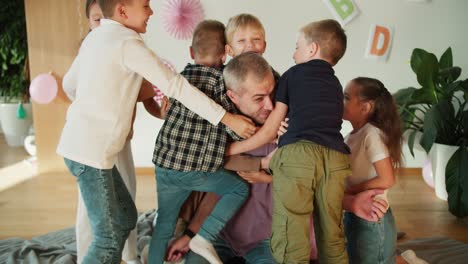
[0,133,29,168]
[0,167,467,243]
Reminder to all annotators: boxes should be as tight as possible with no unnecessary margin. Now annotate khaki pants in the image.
[269,140,350,264]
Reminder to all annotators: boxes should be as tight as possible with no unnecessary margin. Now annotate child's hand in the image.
[222,112,257,139]
[372,198,389,217]
[261,148,277,170]
[165,235,190,262]
[278,118,289,137]
[160,96,170,119]
[237,170,272,184]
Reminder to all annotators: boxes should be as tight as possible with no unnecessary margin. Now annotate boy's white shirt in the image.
[58,19,225,169]
[345,123,390,203]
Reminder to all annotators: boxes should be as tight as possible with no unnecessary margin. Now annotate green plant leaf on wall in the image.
[439,47,453,69]
[446,146,468,218]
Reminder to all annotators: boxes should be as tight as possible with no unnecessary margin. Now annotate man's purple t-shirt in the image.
[220,143,277,255]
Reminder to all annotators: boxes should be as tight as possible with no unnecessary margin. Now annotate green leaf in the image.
[393,87,417,106]
[439,47,453,69]
[446,146,468,218]
[407,130,419,157]
[420,100,456,152]
[461,110,468,140]
[420,106,438,153]
[412,87,437,104]
[410,48,439,102]
[438,67,461,85]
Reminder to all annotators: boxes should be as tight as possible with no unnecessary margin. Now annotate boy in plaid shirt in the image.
[149,20,249,264]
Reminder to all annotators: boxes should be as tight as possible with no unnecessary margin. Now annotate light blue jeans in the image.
[148,166,249,263]
[344,208,397,264]
[64,158,137,264]
[185,238,277,264]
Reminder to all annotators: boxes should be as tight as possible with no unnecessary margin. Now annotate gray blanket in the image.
[398,237,468,264]
[0,210,156,264]
[1,211,467,264]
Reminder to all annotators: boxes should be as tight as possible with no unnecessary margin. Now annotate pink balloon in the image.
[29,73,58,104]
[422,158,434,188]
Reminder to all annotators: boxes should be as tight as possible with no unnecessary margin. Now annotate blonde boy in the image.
[227,19,350,264]
[225,14,267,57]
[58,0,254,262]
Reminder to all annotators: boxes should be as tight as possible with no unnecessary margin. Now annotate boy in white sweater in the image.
[58,0,254,262]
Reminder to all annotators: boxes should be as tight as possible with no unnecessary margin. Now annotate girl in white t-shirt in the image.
[343,77,403,264]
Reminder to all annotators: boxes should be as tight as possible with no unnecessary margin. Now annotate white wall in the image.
[132,0,468,167]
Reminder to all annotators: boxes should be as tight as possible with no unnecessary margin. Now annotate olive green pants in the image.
[269,140,350,264]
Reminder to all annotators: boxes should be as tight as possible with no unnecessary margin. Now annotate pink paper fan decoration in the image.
[152,58,177,104]
[162,0,205,40]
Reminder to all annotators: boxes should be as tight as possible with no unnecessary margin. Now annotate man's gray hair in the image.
[223,52,271,93]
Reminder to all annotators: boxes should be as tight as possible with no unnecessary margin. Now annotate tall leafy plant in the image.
[394,47,468,218]
[0,0,29,103]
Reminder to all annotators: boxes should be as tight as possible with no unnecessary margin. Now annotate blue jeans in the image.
[148,166,249,263]
[64,158,137,264]
[186,238,277,264]
[344,208,397,264]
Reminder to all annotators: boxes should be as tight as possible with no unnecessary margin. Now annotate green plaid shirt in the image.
[153,64,240,172]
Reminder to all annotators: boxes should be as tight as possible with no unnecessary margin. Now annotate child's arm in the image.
[226,102,288,155]
[237,171,272,184]
[165,193,219,262]
[137,79,170,119]
[346,157,395,194]
[122,39,256,138]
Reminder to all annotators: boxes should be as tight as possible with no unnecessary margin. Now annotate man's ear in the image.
[225,44,234,58]
[189,46,195,60]
[226,89,238,104]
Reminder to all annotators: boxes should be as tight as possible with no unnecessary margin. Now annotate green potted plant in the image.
[0,0,32,146]
[394,47,468,218]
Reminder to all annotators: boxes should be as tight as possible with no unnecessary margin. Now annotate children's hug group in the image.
[59,0,404,263]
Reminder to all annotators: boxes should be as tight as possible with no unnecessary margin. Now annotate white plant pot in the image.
[428,143,458,201]
[0,103,33,147]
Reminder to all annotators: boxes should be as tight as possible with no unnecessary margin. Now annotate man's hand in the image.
[344,189,387,222]
[237,170,272,184]
[221,112,256,139]
[166,235,191,262]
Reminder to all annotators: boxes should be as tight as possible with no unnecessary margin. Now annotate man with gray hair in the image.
[164,52,388,264]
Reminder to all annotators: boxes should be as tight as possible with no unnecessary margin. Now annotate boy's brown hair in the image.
[192,20,226,59]
[301,19,347,65]
[225,14,265,44]
[98,0,130,18]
